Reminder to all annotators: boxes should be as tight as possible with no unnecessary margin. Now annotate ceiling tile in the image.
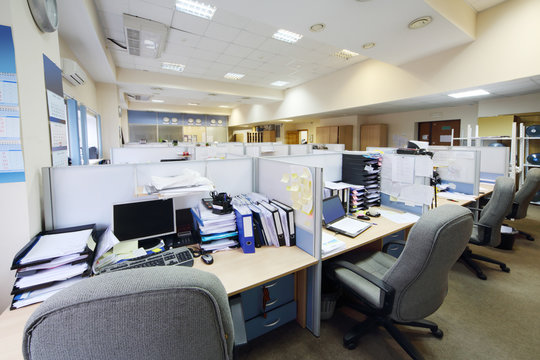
[162,43,196,57]
[233,30,267,49]
[171,11,210,35]
[211,9,251,29]
[197,37,229,53]
[95,0,129,13]
[258,38,294,55]
[204,22,242,42]
[223,43,254,58]
[216,53,243,66]
[168,29,201,47]
[190,48,222,62]
[243,19,276,38]
[128,0,174,26]
[237,58,265,70]
[246,49,275,63]
[142,0,176,10]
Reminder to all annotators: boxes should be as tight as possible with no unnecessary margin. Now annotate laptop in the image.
[322,195,371,237]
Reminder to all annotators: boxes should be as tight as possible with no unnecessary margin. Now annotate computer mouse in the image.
[366,210,380,217]
[357,215,370,220]
[201,254,214,265]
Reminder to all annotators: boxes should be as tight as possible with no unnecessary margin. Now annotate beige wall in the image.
[230,0,540,126]
[96,83,121,159]
[0,0,61,311]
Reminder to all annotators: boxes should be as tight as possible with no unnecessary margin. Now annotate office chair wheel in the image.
[526,235,534,241]
[344,340,358,350]
[501,265,510,273]
[431,329,444,339]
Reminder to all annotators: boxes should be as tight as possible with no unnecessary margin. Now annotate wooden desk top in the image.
[0,246,317,360]
[322,210,416,260]
[192,245,317,296]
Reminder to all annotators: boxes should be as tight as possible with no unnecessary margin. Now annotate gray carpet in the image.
[238,206,540,360]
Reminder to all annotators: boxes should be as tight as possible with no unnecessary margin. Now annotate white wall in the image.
[478,92,540,117]
[96,83,121,159]
[0,0,61,311]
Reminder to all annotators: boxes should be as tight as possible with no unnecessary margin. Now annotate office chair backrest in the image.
[479,176,515,247]
[383,205,473,323]
[23,267,234,360]
[512,168,540,219]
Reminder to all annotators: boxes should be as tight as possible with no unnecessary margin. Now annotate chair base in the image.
[460,247,510,280]
[342,315,442,360]
[518,230,535,241]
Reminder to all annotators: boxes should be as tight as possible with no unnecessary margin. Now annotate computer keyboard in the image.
[99,246,194,274]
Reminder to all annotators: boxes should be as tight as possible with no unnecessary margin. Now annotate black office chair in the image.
[23,267,234,360]
[328,205,473,360]
[460,176,515,280]
[506,168,540,241]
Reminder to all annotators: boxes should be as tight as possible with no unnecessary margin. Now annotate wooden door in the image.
[287,131,299,144]
[338,125,353,150]
[316,127,330,143]
[360,124,387,150]
[431,120,460,145]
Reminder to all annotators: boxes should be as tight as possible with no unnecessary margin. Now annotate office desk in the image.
[323,208,417,261]
[0,246,317,360]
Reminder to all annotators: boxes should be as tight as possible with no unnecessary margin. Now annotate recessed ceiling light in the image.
[218,105,230,108]
[224,72,245,80]
[362,42,376,49]
[188,102,200,106]
[333,49,360,59]
[309,23,325,32]
[448,89,490,98]
[161,62,185,72]
[151,99,164,103]
[272,29,303,43]
[280,119,293,122]
[176,0,216,20]
[408,16,432,30]
[271,81,289,87]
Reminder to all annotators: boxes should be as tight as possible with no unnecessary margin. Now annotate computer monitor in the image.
[112,198,176,242]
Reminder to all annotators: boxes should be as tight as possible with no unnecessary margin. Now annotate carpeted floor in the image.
[237,205,540,360]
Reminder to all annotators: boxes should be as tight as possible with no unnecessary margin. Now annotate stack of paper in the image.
[342,153,382,210]
[322,232,346,255]
[191,201,239,252]
[11,226,96,309]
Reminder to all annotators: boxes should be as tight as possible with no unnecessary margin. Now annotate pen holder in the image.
[210,192,233,214]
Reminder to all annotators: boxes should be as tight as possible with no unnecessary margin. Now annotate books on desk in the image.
[10,224,98,309]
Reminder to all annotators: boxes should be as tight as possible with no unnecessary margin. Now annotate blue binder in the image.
[234,206,256,254]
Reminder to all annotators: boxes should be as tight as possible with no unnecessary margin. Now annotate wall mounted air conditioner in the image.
[62,58,87,86]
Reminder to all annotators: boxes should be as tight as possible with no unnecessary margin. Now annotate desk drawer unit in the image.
[383,230,405,258]
[241,274,295,320]
[245,300,297,341]
[240,274,296,341]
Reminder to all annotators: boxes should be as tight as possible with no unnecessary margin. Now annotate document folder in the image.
[270,200,296,246]
[234,206,255,254]
[258,201,285,246]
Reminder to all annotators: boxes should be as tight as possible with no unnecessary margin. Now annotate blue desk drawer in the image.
[245,300,297,341]
[383,230,405,258]
[241,274,295,320]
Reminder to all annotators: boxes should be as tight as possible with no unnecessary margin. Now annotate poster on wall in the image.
[43,55,68,167]
[0,25,25,183]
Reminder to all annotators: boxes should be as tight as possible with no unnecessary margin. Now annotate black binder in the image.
[258,201,285,246]
[270,200,296,246]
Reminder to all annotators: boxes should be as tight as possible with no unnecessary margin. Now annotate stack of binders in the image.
[191,201,239,252]
[234,194,296,248]
[342,153,382,211]
[10,224,98,309]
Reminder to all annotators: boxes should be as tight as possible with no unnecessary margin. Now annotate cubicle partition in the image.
[256,157,322,337]
[432,149,481,195]
[271,153,342,182]
[289,144,312,155]
[111,146,192,164]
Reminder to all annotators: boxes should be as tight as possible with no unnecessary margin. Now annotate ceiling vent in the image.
[123,14,169,58]
[61,58,87,86]
[126,93,152,101]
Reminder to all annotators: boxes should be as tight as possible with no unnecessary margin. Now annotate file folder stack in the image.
[10,224,98,309]
[191,201,239,252]
[342,153,382,211]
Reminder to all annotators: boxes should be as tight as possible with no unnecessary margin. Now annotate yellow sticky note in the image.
[280,173,290,183]
[286,184,300,192]
[291,173,298,179]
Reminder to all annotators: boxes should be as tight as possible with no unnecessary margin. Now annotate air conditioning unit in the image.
[123,14,168,58]
[62,58,87,86]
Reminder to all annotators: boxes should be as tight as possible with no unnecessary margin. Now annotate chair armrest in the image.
[382,240,406,253]
[470,223,492,246]
[330,260,395,314]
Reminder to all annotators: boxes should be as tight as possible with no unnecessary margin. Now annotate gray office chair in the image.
[460,176,515,280]
[506,168,540,241]
[23,267,234,360]
[328,205,473,360]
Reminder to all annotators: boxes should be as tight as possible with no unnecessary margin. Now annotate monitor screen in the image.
[113,198,176,241]
[322,195,346,224]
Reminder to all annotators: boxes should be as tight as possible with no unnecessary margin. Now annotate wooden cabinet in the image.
[360,124,387,150]
[247,130,275,143]
[316,125,353,150]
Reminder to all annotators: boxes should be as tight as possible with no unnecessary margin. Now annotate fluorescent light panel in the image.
[176,0,216,20]
[151,99,164,103]
[218,105,230,108]
[271,81,289,86]
[272,29,303,43]
[333,49,359,60]
[161,62,185,72]
[448,89,490,98]
[224,72,245,80]
[188,102,199,106]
